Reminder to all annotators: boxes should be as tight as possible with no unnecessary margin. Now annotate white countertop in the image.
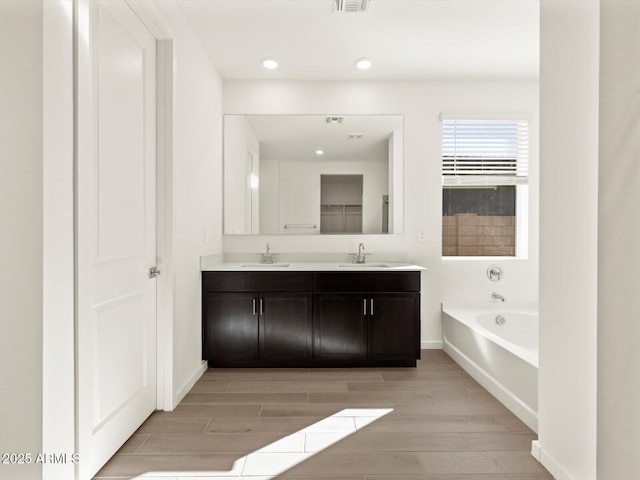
[201,261,426,272]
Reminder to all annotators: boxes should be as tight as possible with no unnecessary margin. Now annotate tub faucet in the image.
[492,292,506,302]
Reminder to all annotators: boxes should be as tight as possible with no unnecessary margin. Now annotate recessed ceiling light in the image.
[261,57,278,70]
[315,150,325,156]
[354,57,372,70]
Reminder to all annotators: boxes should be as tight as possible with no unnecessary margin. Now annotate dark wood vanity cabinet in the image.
[202,270,420,367]
[314,272,420,366]
[313,293,369,361]
[203,292,258,364]
[203,272,313,367]
[259,292,312,362]
[368,293,420,361]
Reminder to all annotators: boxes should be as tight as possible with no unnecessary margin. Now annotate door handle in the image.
[259,298,264,316]
[363,298,367,315]
[252,298,257,316]
[370,298,374,315]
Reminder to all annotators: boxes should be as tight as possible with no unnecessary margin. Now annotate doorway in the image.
[74,1,172,478]
[320,174,364,234]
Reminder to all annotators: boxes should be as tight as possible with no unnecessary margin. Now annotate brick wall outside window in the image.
[442,213,515,256]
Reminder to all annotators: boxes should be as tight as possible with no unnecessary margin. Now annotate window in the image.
[441,118,529,257]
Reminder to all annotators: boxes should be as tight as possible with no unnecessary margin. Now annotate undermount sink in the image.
[241,263,290,268]
[338,263,392,268]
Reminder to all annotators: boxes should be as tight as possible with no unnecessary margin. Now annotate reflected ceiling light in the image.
[315,150,325,156]
[354,57,372,70]
[250,174,259,189]
[261,57,278,70]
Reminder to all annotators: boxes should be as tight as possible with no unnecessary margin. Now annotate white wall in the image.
[538,1,599,479]
[597,1,640,477]
[271,158,387,234]
[0,1,44,478]
[223,80,539,347]
[155,2,224,406]
[42,1,75,479]
[388,129,404,234]
[260,157,280,233]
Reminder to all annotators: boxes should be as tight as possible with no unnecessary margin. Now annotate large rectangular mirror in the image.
[223,114,403,235]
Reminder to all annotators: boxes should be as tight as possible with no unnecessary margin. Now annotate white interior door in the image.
[76,1,157,478]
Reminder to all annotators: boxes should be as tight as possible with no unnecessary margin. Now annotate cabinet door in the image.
[203,292,258,365]
[259,293,312,362]
[369,293,420,360]
[314,293,368,360]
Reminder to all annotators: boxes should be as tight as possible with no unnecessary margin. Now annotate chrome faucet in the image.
[352,243,370,264]
[492,292,506,302]
[259,243,276,264]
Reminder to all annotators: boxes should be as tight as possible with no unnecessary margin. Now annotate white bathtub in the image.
[442,303,539,432]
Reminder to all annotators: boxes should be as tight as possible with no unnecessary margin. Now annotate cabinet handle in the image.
[260,298,264,316]
[363,298,367,315]
[252,298,257,316]
[370,298,374,315]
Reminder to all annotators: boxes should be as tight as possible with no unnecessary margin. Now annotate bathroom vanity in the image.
[202,264,423,367]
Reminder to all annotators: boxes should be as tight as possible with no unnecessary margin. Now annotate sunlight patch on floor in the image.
[131,408,394,479]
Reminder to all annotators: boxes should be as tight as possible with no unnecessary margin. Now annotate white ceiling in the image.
[179,0,540,81]
[239,114,403,161]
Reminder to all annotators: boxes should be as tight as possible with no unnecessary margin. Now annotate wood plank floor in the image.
[95,350,553,479]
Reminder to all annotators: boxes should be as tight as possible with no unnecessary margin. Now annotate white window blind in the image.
[442,120,529,186]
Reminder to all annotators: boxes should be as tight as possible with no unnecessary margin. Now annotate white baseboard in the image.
[421,340,443,349]
[173,360,207,408]
[533,441,576,480]
[531,440,541,460]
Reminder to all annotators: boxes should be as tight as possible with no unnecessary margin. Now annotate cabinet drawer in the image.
[314,271,420,293]
[203,271,314,292]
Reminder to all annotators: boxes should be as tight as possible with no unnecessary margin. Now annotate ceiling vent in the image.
[325,116,345,124]
[333,0,370,14]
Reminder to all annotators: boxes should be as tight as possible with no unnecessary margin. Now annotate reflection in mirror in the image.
[223,115,403,235]
[321,175,363,234]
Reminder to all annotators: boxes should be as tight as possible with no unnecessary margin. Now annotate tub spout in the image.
[492,292,506,302]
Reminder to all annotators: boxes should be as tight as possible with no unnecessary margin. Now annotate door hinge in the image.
[149,266,161,278]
